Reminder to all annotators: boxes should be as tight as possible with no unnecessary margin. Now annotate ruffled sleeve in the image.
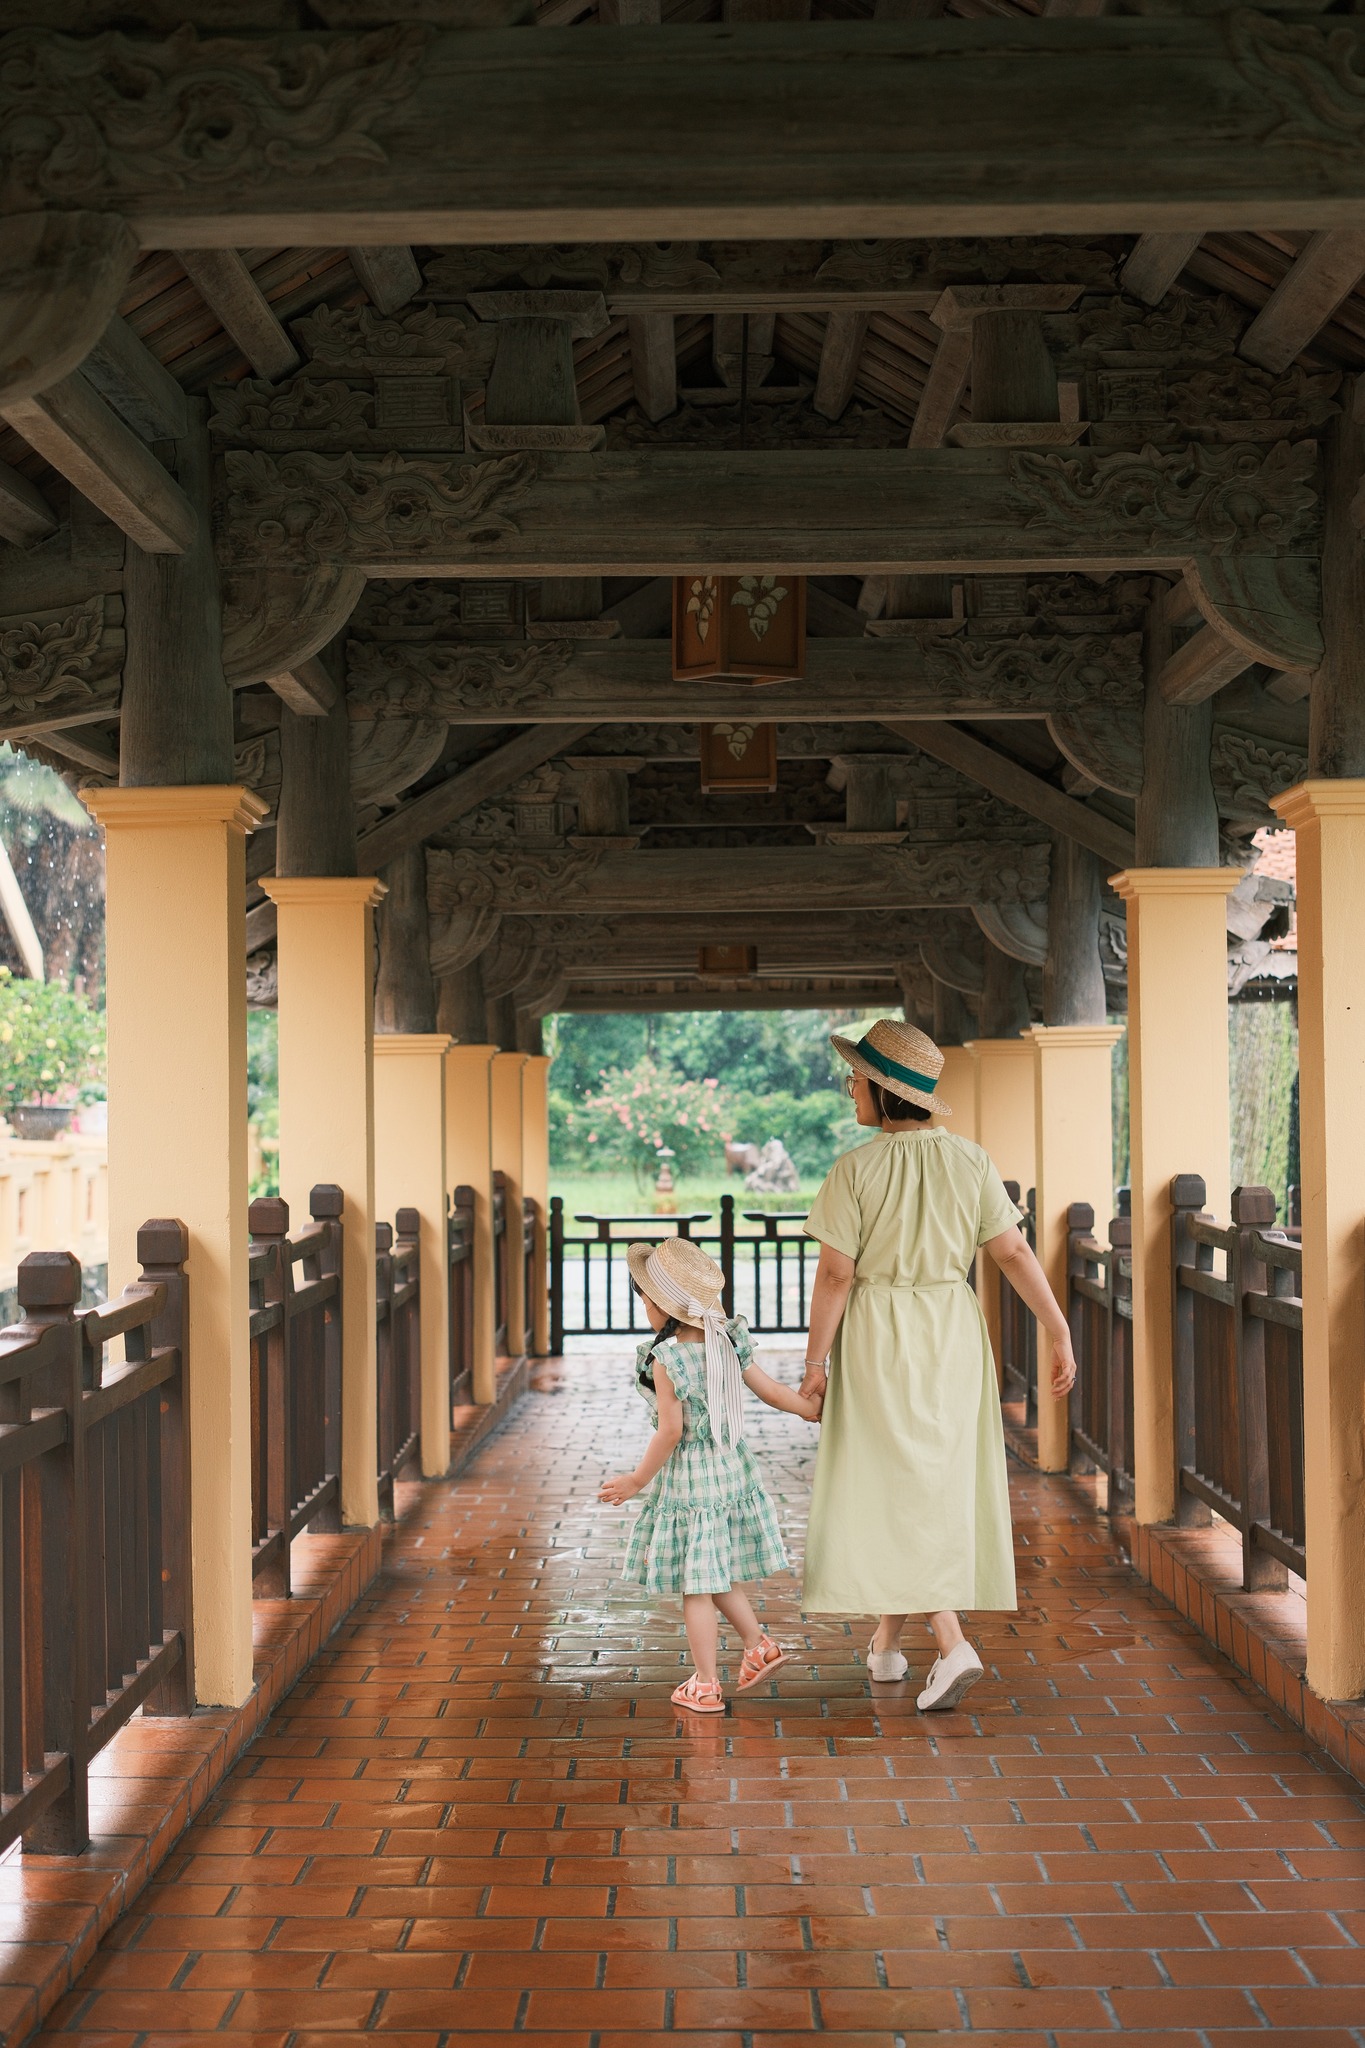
[804,1148,861,1259]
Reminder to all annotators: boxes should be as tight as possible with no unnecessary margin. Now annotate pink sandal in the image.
[735,1636,788,1693]
[672,1673,725,1714]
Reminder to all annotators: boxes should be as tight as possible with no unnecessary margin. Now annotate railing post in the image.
[1232,1185,1287,1593]
[19,1250,87,1854]
[397,1206,422,1465]
[1171,1173,1210,1529]
[249,1196,292,1598]
[310,1185,344,1534]
[719,1194,736,1316]
[375,1221,395,1519]
[549,1195,565,1355]
[137,1219,193,1715]
[1108,1210,1133,1496]
[1065,1201,1095,1467]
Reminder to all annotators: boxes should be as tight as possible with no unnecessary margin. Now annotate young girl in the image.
[598,1235,822,1713]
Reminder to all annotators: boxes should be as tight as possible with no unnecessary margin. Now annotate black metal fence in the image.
[549,1195,817,1348]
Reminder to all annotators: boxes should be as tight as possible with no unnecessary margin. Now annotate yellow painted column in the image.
[445,1044,497,1403]
[936,1047,977,1143]
[263,877,385,1532]
[521,1053,552,1357]
[1273,783,1365,1700]
[1110,869,1237,1528]
[88,786,266,1710]
[966,1038,1038,1369]
[1026,1024,1125,1471]
[491,1052,529,1359]
[374,1034,453,1479]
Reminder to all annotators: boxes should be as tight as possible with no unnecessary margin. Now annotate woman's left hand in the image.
[598,1472,641,1505]
[1050,1340,1078,1398]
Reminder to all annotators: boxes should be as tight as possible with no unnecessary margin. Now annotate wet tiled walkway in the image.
[40,1349,1365,2045]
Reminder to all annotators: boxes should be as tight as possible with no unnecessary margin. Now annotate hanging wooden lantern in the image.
[699,720,778,794]
[673,574,806,682]
[699,943,758,977]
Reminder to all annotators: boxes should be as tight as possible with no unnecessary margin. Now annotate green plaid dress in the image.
[622,1320,789,1596]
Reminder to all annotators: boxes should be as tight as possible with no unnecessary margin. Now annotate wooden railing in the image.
[998,1181,1037,1418]
[522,1195,538,1347]
[1172,1176,1304,1587]
[0,1223,189,1858]
[548,1195,817,1344]
[1066,1194,1134,1501]
[247,1188,343,1598]
[448,1183,475,1410]
[491,1172,508,1356]
[376,1211,420,1517]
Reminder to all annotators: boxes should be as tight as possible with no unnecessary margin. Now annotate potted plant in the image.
[0,967,105,1140]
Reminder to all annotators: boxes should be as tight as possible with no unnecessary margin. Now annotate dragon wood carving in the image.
[0,24,430,209]
[0,595,121,726]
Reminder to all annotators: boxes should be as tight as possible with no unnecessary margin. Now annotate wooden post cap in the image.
[1067,1201,1095,1230]
[17,1249,81,1310]
[395,1207,421,1240]
[1171,1173,1207,1210]
[1231,1185,1278,1227]
[310,1183,343,1220]
[249,1196,290,1238]
[376,1221,394,1252]
[136,1218,189,1268]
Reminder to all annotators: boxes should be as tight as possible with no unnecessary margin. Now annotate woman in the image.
[799,1017,1077,1712]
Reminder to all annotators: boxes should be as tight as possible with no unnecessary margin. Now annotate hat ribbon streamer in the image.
[643,1249,746,1450]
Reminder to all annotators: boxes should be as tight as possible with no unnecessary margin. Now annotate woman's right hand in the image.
[799,1363,828,1410]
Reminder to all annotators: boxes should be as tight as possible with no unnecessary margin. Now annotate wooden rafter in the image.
[886,721,1136,870]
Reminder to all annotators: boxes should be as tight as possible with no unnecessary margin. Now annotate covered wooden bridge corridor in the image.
[3,0,1365,2037]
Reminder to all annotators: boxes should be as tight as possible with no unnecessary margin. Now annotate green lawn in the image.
[549,1169,826,1227]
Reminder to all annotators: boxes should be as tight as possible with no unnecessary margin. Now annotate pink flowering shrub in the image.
[563,1058,737,1182]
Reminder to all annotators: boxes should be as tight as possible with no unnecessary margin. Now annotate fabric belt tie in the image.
[644,1248,745,1449]
[857,1036,937,1093]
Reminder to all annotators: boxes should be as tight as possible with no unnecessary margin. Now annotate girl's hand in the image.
[1050,1339,1078,1399]
[598,1473,641,1505]
[795,1390,824,1424]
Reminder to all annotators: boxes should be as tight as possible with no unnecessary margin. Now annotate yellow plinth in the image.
[491,1052,529,1359]
[965,1038,1037,1370]
[1273,783,1365,1700]
[444,1044,498,1405]
[936,1046,977,1142]
[521,1054,552,1357]
[1026,1025,1125,1472]
[1111,868,1238,1528]
[263,877,386,1532]
[86,786,267,1709]
[374,1034,453,1479]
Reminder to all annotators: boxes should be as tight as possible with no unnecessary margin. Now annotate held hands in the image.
[598,1472,641,1506]
[1050,1339,1078,1399]
[799,1364,828,1422]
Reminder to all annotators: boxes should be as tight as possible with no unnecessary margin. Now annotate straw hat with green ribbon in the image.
[829,1017,951,1117]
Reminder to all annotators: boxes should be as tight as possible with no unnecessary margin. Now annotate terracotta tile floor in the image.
[36,1348,1365,2045]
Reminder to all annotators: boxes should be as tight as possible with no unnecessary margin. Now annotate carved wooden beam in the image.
[80,315,188,444]
[177,251,299,383]
[246,718,586,947]
[886,719,1136,869]
[220,446,1321,625]
[628,313,676,422]
[346,627,1144,725]
[16,20,1365,244]
[560,981,902,1014]
[347,246,421,315]
[0,458,57,545]
[813,312,868,423]
[1158,620,1250,706]
[427,838,1050,920]
[0,592,123,743]
[0,211,138,410]
[1119,232,1203,306]
[1239,230,1365,375]
[1,372,197,553]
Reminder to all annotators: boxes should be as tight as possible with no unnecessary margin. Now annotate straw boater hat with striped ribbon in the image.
[829,1017,951,1117]
[626,1236,745,1448]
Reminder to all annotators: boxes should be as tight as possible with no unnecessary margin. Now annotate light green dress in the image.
[622,1322,789,1597]
[801,1129,1022,1616]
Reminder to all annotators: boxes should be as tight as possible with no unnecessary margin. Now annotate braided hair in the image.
[635,1302,682,1393]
